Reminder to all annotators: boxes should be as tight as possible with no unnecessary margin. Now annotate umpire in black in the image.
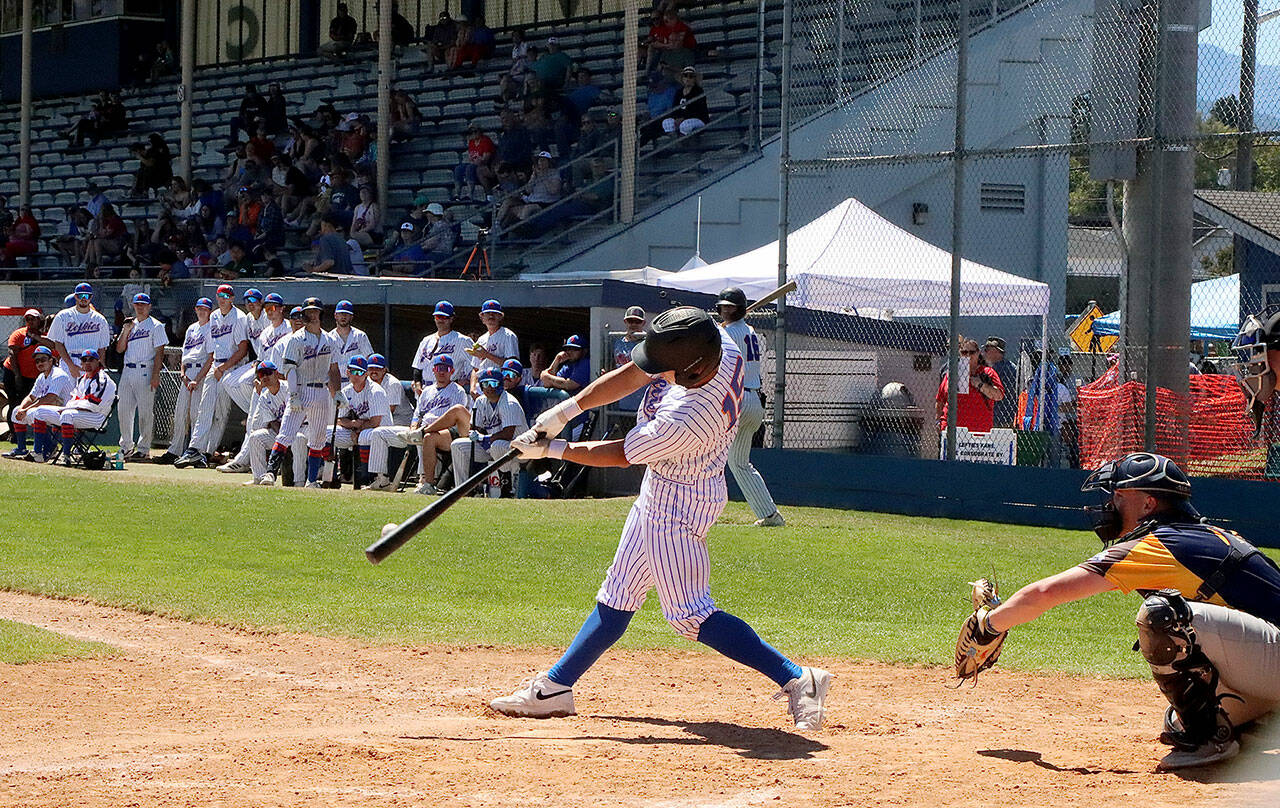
[976,452,1280,770]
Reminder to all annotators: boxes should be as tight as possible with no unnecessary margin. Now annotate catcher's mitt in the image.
[954,578,1007,683]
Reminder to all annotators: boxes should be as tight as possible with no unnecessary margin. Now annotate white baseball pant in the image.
[726,391,778,519]
[450,436,516,480]
[248,427,308,484]
[596,473,727,639]
[366,425,411,476]
[117,368,157,454]
[28,405,108,432]
[166,372,202,456]
[331,425,376,450]
[274,385,334,451]
[223,364,257,413]
[188,372,233,453]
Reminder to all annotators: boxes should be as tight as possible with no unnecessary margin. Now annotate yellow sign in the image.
[1066,303,1119,353]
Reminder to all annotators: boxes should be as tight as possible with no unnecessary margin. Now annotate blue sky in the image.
[1201,0,1280,60]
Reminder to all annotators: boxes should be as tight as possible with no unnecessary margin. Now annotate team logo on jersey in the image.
[210,322,235,339]
[63,321,104,337]
[126,326,153,343]
[184,332,205,349]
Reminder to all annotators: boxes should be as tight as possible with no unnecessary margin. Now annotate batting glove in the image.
[532,398,583,439]
[512,437,567,460]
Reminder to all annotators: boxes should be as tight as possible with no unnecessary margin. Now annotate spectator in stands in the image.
[53,206,90,266]
[982,336,1018,429]
[496,151,561,232]
[161,177,191,212]
[149,41,176,81]
[247,124,276,162]
[197,202,225,243]
[447,18,478,72]
[395,203,456,275]
[530,37,573,95]
[65,91,124,150]
[253,186,285,259]
[937,337,1005,433]
[499,30,532,103]
[424,11,458,72]
[83,203,129,274]
[228,186,263,246]
[389,2,415,48]
[320,3,358,59]
[270,154,313,221]
[349,185,381,248]
[453,123,497,201]
[472,16,496,60]
[572,157,615,214]
[0,196,11,232]
[496,108,533,175]
[303,214,354,274]
[326,168,360,231]
[523,99,556,153]
[229,84,269,149]
[389,90,422,142]
[84,182,110,219]
[564,67,603,118]
[662,67,710,137]
[217,240,255,280]
[639,71,678,147]
[132,133,174,196]
[3,310,45,436]
[1,205,39,266]
[647,8,697,73]
[264,83,288,136]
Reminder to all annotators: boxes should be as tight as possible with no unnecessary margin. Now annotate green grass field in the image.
[0,618,114,664]
[5,462,1259,678]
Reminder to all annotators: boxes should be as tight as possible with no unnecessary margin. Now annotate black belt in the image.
[184,363,199,370]
[215,357,231,363]
[124,362,152,368]
[305,382,326,388]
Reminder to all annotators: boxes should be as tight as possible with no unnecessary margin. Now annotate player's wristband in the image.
[535,398,583,435]
[547,439,568,460]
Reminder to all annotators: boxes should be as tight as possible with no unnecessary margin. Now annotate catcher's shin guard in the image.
[1136,590,1235,750]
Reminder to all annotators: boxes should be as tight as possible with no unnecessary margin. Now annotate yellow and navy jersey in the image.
[1079,521,1280,626]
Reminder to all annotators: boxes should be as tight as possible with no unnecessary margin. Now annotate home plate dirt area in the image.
[0,591,1273,807]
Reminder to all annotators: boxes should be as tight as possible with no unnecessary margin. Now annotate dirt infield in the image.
[0,591,1274,807]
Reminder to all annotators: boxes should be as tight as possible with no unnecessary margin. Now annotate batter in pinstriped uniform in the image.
[717,287,784,527]
[492,307,830,729]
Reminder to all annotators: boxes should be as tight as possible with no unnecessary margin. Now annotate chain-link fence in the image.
[763,0,1280,477]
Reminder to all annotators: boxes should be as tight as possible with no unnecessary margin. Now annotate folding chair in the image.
[65,400,119,470]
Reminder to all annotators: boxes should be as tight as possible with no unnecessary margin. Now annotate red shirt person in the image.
[936,338,1006,432]
[4,309,45,431]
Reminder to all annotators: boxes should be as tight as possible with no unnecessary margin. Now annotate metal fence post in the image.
[377,0,393,229]
[945,0,970,461]
[620,0,638,224]
[180,0,195,183]
[18,0,31,208]
[772,0,793,450]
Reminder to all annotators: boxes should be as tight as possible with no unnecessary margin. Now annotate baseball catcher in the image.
[956,452,1280,770]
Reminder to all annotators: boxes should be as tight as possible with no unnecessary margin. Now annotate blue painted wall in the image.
[0,18,166,101]
[1239,239,1280,319]
[728,449,1280,548]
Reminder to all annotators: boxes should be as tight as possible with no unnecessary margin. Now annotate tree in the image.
[1209,95,1243,130]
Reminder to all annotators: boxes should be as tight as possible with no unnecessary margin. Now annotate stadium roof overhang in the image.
[1193,190,1280,258]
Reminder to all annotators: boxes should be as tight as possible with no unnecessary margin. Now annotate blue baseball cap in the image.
[256,360,279,374]
[478,367,504,387]
[563,334,585,350]
[433,300,455,318]
[263,292,285,306]
[243,288,263,302]
[367,353,387,369]
[335,299,355,315]
[288,305,304,319]
[78,348,100,362]
[132,292,152,305]
[480,299,503,314]
[195,297,214,309]
[501,358,524,377]
[431,355,455,370]
[33,345,54,358]
[347,355,369,373]
[74,282,93,296]
[63,294,75,307]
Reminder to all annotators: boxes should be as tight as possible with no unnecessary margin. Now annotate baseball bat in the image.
[745,279,797,313]
[364,447,519,564]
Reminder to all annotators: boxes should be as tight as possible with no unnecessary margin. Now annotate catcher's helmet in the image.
[717,286,748,311]
[632,306,722,387]
[1081,452,1192,499]
[302,296,324,312]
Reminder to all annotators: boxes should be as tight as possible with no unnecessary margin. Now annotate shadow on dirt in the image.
[590,716,829,760]
[978,748,1140,775]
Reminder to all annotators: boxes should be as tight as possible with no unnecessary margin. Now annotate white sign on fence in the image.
[939,428,1018,465]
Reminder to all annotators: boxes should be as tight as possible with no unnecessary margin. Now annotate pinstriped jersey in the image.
[249,380,292,431]
[413,380,468,424]
[472,326,520,372]
[120,316,169,364]
[207,306,249,363]
[244,309,268,343]
[471,390,526,435]
[411,330,474,383]
[31,366,74,404]
[256,321,293,368]
[721,319,764,390]
[339,379,392,423]
[624,329,744,483]
[281,329,341,385]
[179,321,211,377]
[330,326,374,378]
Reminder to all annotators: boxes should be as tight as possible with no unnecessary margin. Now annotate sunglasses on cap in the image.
[216,291,232,299]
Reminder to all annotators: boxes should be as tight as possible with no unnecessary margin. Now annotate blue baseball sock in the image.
[697,610,803,687]
[13,426,26,453]
[547,602,634,687]
[306,454,323,483]
[32,429,44,456]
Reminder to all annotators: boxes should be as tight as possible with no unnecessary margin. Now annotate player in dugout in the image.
[955,452,1280,770]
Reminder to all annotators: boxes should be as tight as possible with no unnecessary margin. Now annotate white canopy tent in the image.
[649,197,1051,318]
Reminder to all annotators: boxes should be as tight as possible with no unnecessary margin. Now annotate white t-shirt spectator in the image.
[347,238,369,276]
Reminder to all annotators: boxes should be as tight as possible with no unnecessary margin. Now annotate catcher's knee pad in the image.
[1136,590,1234,748]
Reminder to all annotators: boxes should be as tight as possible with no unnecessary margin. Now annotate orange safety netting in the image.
[1077,366,1264,477]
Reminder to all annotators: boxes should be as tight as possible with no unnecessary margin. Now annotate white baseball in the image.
[381,523,398,539]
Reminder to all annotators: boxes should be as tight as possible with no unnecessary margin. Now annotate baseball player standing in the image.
[716,287,783,527]
[30,348,116,466]
[156,298,213,465]
[114,292,169,461]
[261,297,341,488]
[330,299,374,380]
[956,453,1280,770]
[175,284,250,468]
[492,307,829,728]
[47,282,110,379]
[218,292,293,473]
[466,298,519,386]
[3,346,73,461]
[411,300,473,392]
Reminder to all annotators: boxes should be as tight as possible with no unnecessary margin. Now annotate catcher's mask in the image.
[1081,452,1194,546]
[82,450,107,470]
[1232,313,1275,433]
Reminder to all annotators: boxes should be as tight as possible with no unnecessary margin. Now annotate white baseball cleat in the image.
[256,472,275,486]
[777,667,831,731]
[366,475,394,491]
[217,460,251,474]
[303,480,323,489]
[490,671,576,718]
[1156,738,1240,771]
[414,481,442,495]
[243,477,261,486]
[755,512,786,527]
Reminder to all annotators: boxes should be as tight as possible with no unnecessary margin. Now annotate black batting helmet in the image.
[302,296,324,312]
[632,306,722,387]
[717,286,748,311]
[1081,452,1192,499]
